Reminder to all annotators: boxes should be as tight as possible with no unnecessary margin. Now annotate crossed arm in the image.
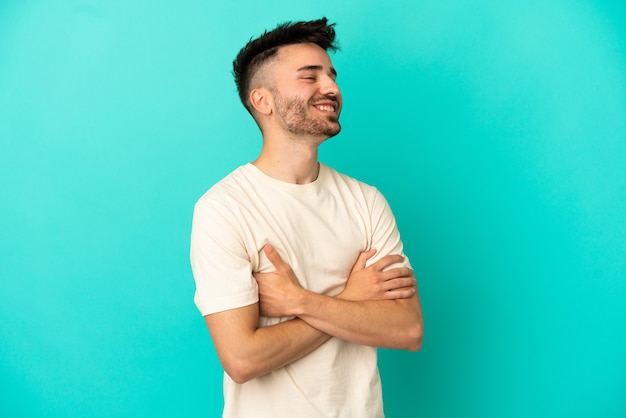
[204,246,423,384]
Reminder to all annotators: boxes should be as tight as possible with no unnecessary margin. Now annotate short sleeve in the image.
[190,198,259,316]
[367,188,412,269]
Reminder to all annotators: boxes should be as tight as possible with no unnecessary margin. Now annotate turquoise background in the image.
[1,1,625,417]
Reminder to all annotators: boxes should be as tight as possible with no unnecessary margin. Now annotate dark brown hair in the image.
[232,18,339,114]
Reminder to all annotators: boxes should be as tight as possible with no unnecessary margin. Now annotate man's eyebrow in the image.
[296,65,338,77]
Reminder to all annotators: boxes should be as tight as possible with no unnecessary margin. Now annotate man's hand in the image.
[253,244,305,317]
[338,249,416,301]
[254,245,416,318]
[253,244,422,350]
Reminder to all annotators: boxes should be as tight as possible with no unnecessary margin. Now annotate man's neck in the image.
[252,135,322,184]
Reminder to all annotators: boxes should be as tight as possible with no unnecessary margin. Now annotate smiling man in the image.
[190,18,423,418]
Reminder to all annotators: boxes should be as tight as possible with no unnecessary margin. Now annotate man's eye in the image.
[302,76,316,81]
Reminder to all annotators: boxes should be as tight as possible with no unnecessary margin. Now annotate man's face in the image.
[268,43,342,139]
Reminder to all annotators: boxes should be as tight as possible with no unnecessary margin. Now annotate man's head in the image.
[233,18,339,115]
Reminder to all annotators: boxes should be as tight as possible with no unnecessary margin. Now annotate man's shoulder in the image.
[322,164,379,195]
[196,164,256,205]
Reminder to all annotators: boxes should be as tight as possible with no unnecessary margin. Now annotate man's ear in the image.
[249,88,273,115]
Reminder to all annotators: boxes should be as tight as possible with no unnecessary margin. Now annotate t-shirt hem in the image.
[195,292,258,316]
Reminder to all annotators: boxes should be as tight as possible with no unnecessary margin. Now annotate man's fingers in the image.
[351,249,377,273]
[382,277,417,291]
[371,254,405,271]
[382,287,416,300]
[263,244,285,269]
[380,267,414,281]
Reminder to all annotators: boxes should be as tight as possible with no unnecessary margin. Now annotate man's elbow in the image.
[404,321,423,352]
[396,298,423,352]
[406,334,423,352]
[222,356,260,384]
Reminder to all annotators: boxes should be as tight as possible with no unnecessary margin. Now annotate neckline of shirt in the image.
[244,163,327,195]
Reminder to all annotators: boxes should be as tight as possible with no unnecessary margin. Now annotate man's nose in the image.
[320,76,340,97]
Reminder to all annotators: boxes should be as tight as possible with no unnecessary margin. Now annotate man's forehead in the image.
[276,43,334,69]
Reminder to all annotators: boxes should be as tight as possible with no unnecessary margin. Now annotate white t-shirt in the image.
[190,163,409,418]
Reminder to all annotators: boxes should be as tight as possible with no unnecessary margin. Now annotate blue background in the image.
[1,1,625,417]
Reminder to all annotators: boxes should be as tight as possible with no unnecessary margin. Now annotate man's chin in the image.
[325,125,341,138]
[326,119,341,135]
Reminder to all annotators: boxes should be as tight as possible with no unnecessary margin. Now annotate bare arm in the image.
[204,248,416,383]
[297,292,422,351]
[204,306,329,384]
[255,244,423,351]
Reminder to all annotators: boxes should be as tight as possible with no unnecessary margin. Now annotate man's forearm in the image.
[293,291,423,351]
[245,319,330,378]
[204,306,330,384]
[254,244,423,351]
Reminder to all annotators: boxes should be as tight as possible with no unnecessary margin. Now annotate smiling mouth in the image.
[314,104,337,113]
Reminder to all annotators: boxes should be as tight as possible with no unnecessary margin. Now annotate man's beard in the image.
[274,93,341,138]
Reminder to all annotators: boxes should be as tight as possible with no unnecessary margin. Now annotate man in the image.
[190,18,423,417]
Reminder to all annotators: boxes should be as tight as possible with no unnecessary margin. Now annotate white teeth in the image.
[317,105,335,112]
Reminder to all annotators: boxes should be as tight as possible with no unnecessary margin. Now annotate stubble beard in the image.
[274,94,341,139]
